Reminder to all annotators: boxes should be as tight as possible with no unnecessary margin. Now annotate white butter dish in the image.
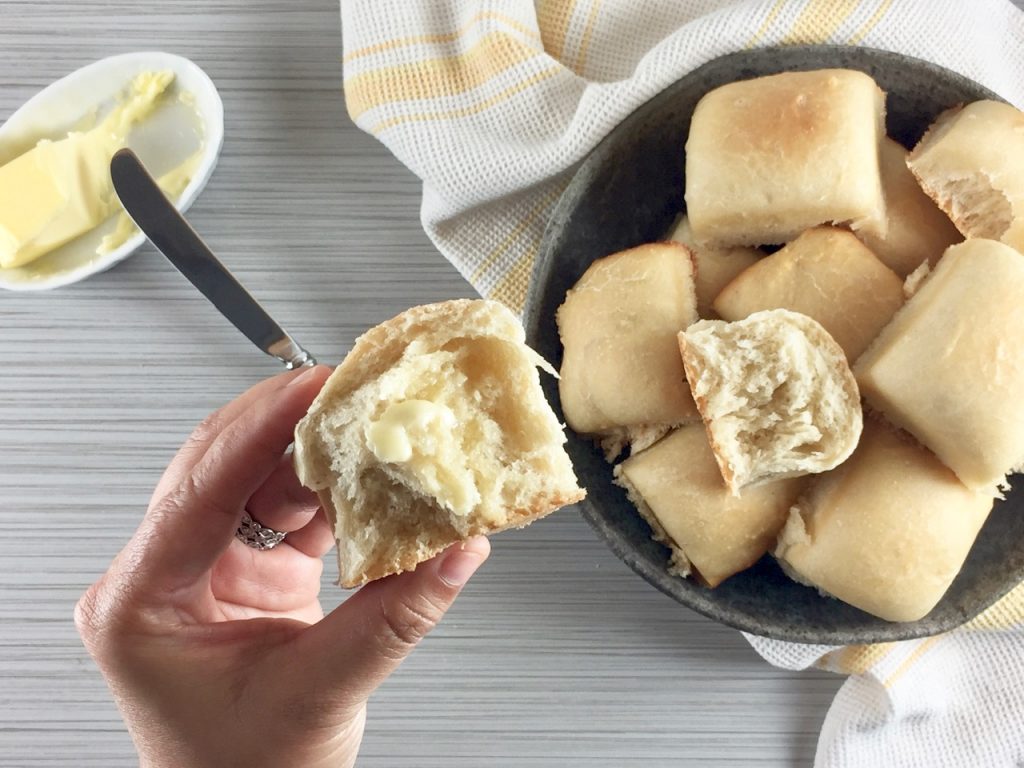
[0,51,224,291]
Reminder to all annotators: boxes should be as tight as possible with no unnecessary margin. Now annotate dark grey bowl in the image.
[524,46,1024,644]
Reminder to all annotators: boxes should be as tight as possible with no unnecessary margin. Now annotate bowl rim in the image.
[524,44,1021,644]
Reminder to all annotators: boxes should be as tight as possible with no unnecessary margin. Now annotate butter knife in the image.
[109,148,316,369]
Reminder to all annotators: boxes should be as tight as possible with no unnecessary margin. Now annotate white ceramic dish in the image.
[0,51,224,291]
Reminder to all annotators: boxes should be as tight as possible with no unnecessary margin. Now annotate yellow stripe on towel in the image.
[823,642,898,676]
[883,636,941,688]
[536,0,581,62]
[574,0,604,75]
[490,245,542,314]
[471,188,562,285]
[345,32,541,121]
[369,66,563,134]
[781,0,860,44]
[745,0,789,47]
[343,11,542,64]
[847,0,895,44]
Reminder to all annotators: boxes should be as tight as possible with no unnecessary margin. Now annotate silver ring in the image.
[236,511,287,550]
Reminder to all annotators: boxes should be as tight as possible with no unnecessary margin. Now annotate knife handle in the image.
[268,338,317,370]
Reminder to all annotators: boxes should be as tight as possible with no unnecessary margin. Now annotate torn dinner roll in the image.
[908,100,1024,255]
[294,299,585,587]
[679,309,862,496]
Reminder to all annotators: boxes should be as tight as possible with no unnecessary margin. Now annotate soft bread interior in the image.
[679,309,862,495]
[907,100,1024,254]
[295,300,585,587]
[939,174,1012,239]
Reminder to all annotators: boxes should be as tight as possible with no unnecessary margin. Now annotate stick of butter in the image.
[0,70,174,270]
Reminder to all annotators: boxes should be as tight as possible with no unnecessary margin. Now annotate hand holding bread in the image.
[75,367,494,768]
[295,299,584,587]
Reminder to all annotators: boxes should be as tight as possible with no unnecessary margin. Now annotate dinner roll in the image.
[679,309,862,496]
[685,69,887,247]
[666,214,762,317]
[294,299,585,587]
[712,226,904,361]
[908,100,1024,254]
[616,425,805,587]
[557,242,700,459]
[854,239,1024,491]
[857,137,962,276]
[776,419,994,623]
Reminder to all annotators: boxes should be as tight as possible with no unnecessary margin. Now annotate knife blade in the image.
[109,148,316,369]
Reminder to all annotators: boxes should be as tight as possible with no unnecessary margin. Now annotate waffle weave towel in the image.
[341,2,1024,764]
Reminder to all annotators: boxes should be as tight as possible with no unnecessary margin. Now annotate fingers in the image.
[129,365,332,590]
[211,542,324,614]
[246,455,320,534]
[279,507,336,560]
[151,369,307,502]
[245,454,335,558]
[291,537,489,713]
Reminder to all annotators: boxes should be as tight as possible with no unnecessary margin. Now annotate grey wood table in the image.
[0,2,905,765]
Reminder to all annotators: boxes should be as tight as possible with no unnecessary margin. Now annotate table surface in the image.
[15,1,1012,765]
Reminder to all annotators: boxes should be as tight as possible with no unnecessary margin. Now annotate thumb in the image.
[295,536,490,710]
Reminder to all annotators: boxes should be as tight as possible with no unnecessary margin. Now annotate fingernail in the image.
[287,365,322,388]
[439,538,489,587]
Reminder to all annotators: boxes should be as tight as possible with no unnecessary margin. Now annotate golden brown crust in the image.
[336,487,586,588]
[710,226,905,362]
[685,69,887,247]
[556,241,700,438]
[677,331,737,490]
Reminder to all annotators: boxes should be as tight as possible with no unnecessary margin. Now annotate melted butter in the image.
[95,80,207,256]
[366,399,480,516]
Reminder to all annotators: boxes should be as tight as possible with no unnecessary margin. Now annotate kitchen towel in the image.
[340,1,1024,765]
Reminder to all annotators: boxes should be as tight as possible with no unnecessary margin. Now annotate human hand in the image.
[75,366,490,768]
